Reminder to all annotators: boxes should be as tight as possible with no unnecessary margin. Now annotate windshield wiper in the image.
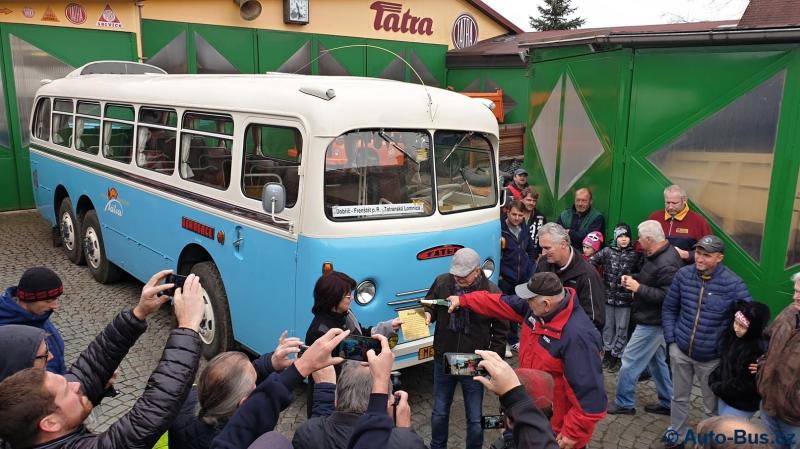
[442,132,473,163]
[458,168,477,206]
[378,131,419,165]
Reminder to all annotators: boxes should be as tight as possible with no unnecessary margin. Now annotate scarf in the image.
[448,276,481,335]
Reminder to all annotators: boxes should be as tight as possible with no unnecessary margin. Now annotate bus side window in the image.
[241,124,302,208]
[32,98,51,141]
[136,107,177,175]
[52,99,74,148]
[102,104,135,164]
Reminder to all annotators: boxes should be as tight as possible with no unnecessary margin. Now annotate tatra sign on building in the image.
[370,1,433,35]
[452,13,478,49]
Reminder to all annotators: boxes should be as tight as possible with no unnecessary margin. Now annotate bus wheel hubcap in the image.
[198,288,216,345]
[84,227,101,269]
[61,212,75,251]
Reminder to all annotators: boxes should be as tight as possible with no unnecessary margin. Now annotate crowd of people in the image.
[1,177,799,449]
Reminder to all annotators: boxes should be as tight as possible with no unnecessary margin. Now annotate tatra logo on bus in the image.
[182,217,215,240]
[416,245,464,260]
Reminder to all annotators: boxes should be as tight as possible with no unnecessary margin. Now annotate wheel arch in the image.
[177,244,215,275]
[76,194,95,219]
[53,185,69,223]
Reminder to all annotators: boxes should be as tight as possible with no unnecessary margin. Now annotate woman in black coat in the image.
[708,300,770,419]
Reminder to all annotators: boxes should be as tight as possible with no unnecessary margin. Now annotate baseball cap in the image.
[450,248,480,277]
[515,272,563,300]
[513,168,528,177]
[694,235,724,254]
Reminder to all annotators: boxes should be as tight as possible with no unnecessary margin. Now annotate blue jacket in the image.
[0,286,66,374]
[662,264,752,362]
[501,219,538,285]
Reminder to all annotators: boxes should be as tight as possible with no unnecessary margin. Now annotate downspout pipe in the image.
[135,0,145,63]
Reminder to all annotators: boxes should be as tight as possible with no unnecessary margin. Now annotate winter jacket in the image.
[557,206,604,251]
[536,248,606,331]
[424,272,507,357]
[501,218,538,285]
[459,288,606,449]
[647,206,712,263]
[210,365,305,449]
[758,305,800,426]
[29,311,202,449]
[169,351,294,449]
[306,309,395,345]
[525,209,547,259]
[708,301,770,412]
[347,394,394,449]
[589,246,641,307]
[630,242,683,326]
[488,385,560,449]
[0,286,66,374]
[292,409,427,449]
[506,183,527,201]
[662,263,752,362]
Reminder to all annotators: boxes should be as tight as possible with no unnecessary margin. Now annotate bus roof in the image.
[37,73,500,137]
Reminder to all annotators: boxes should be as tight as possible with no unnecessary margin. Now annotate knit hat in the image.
[0,325,47,382]
[582,231,604,252]
[613,223,632,240]
[514,369,554,411]
[16,267,63,302]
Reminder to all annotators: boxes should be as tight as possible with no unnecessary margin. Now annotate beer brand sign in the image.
[452,13,478,49]
[370,1,433,36]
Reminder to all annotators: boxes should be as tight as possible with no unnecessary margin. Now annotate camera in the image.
[443,352,488,377]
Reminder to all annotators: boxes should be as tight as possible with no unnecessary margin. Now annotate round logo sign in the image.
[65,3,86,24]
[452,13,478,49]
[22,6,34,18]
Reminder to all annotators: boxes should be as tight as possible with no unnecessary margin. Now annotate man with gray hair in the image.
[647,184,712,263]
[536,222,606,331]
[608,220,682,416]
[292,361,426,449]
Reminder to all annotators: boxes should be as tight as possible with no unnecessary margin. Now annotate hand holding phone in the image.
[481,414,505,429]
[443,352,488,377]
[338,335,382,362]
[160,274,188,298]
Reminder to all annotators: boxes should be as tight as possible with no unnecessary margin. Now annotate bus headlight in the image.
[355,280,376,305]
[482,258,495,279]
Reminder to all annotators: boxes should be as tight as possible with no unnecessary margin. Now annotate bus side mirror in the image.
[262,182,286,215]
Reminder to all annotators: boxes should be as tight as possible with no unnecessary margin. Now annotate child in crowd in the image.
[589,224,641,372]
[708,300,770,419]
[582,231,603,261]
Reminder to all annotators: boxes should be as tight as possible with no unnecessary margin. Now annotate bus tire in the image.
[58,197,84,265]
[191,261,233,359]
[82,210,122,284]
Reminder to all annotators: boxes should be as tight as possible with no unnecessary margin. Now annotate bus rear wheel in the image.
[82,210,122,284]
[191,261,233,359]
[58,197,84,265]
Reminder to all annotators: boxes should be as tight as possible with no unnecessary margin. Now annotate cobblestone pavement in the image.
[1,209,714,448]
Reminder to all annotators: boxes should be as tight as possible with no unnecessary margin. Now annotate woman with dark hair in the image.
[305,271,401,346]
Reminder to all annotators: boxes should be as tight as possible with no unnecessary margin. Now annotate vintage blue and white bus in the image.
[28,61,502,368]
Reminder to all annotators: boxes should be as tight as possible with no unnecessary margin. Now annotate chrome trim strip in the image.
[395,288,428,297]
[387,297,424,306]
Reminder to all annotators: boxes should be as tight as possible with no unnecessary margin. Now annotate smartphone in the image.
[443,352,488,377]
[337,335,381,362]
[482,414,505,429]
[160,274,188,298]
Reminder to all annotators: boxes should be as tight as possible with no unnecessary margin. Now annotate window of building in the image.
[136,107,178,175]
[31,97,51,141]
[102,104,135,164]
[75,101,100,154]
[51,99,74,148]
[648,70,786,262]
[242,124,302,207]
[180,112,234,190]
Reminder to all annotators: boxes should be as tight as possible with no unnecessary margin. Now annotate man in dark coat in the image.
[608,220,682,416]
[0,267,66,374]
[536,222,606,331]
[557,187,604,251]
[423,247,507,449]
[0,270,205,449]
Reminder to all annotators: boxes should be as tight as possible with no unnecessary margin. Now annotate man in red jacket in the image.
[448,272,606,449]
[647,185,712,263]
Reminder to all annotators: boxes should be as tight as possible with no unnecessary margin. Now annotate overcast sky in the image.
[483,0,750,30]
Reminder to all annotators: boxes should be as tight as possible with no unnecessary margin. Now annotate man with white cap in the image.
[447,272,606,449]
[423,247,507,449]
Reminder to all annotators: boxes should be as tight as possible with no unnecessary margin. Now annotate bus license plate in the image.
[418,345,435,360]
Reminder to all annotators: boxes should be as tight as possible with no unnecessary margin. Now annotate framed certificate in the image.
[284,0,309,25]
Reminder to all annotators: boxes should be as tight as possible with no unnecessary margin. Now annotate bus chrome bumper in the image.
[392,335,434,370]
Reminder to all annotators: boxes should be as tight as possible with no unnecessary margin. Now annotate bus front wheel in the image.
[58,198,84,265]
[82,210,122,284]
[191,261,233,359]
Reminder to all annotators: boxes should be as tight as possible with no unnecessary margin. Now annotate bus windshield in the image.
[324,129,496,221]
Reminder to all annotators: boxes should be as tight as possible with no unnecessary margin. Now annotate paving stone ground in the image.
[1,209,717,448]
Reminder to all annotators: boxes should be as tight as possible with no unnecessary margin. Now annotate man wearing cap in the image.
[448,272,607,449]
[557,187,604,251]
[0,267,66,374]
[661,235,752,449]
[647,185,712,264]
[506,168,529,201]
[423,248,507,449]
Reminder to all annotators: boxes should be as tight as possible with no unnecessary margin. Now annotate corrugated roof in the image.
[738,0,800,28]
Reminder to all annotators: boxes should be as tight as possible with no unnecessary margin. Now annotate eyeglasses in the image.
[35,342,49,362]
